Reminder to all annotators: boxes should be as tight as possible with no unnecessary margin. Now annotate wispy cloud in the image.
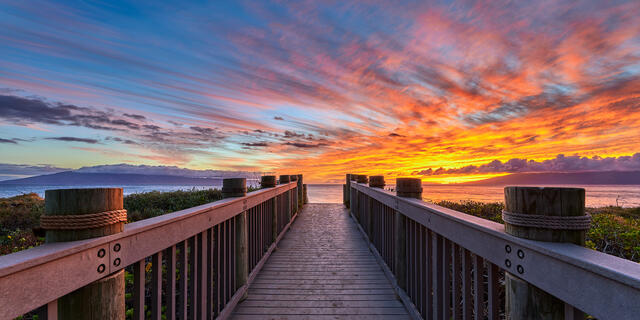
[413,154,640,176]
[0,1,638,181]
[45,136,100,144]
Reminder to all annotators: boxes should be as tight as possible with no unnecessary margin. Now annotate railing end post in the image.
[504,186,587,319]
[43,188,126,319]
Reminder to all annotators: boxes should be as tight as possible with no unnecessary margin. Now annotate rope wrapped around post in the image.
[501,210,591,230]
[40,209,128,230]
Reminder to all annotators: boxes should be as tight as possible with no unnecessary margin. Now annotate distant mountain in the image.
[462,171,640,186]
[0,171,232,185]
[0,163,268,182]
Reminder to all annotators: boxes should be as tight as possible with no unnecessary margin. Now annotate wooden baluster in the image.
[178,240,187,319]
[452,243,461,320]
[216,224,223,315]
[443,239,453,320]
[487,263,499,320]
[47,301,58,320]
[427,228,434,320]
[565,303,586,320]
[462,249,472,320]
[207,228,214,319]
[197,232,207,319]
[151,251,163,320]
[434,233,444,320]
[473,254,483,320]
[418,223,424,316]
[133,260,145,320]
[166,245,176,320]
[188,236,197,319]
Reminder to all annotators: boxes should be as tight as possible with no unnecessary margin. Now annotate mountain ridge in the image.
[0,171,252,185]
[459,171,640,186]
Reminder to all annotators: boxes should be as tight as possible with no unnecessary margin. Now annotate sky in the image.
[0,0,639,183]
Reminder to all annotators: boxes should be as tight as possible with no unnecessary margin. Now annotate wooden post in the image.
[290,175,298,215]
[367,176,385,238]
[344,174,351,207]
[279,175,290,184]
[297,174,303,209]
[396,178,422,199]
[279,175,291,221]
[44,188,125,320]
[303,184,308,204]
[504,187,586,320]
[356,174,368,184]
[260,175,276,189]
[222,178,248,297]
[261,176,279,242]
[369,176,385,188]
[394,178,422,291]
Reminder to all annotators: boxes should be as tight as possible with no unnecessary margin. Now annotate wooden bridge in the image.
[1,174,640,320]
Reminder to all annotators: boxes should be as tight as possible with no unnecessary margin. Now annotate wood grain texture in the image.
[44,188,125,320]
[231,204,409,319]
[504,187,586,320]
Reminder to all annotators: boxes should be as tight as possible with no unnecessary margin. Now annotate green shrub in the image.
[124,188,224,222]
[436,201,640,263]
[1,187,261,255]
[435,200,504,223]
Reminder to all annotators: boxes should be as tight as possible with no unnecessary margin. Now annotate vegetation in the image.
[0,187,257,256]
[435,200,640,263]
[0,193,45,255]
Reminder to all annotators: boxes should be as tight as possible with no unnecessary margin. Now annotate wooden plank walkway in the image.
[231,203,410,319]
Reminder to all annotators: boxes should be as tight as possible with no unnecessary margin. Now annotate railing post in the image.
[222,178,248,298]
[279,175,291,220]
[504,187,587,320]
[44,188,126,319]
[354,175,367,221]
[349,175,357,214]
[303,184,308,204]
[261,176,278,242]
[297,174,304,209]
[344,174,351,208]
[394,178,422,291]
[289,175,298,215]
[368,176,385,237]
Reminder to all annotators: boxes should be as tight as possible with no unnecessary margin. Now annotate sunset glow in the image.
[1,1,639,182]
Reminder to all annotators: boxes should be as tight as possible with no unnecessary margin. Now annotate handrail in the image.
[0,181,297,320]
[350,182,640,320]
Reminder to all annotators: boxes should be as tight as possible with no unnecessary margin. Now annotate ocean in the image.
[1,183,639,208]
[306,184,640,207]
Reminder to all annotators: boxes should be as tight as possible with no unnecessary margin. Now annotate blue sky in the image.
[1,0,639,182]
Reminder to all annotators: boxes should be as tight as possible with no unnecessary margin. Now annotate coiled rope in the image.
[502,210,591,230]
[40,209,128,230]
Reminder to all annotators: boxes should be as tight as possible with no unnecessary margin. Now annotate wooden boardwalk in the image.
[232,203,410,319]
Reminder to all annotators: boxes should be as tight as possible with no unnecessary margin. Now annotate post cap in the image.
[369,176,385,188]
[222,178,247,198]
[260,175,277,188]
[396,178,422,199]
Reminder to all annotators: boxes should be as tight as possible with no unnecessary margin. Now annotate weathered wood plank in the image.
[231,204,409,319]
[232,315,411,320]
[233,307,409,315]
[244,294,401,301]
[248,289,397,295]
[237,300,404,308]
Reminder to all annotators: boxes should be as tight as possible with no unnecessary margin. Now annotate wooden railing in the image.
[346,175,640,320]
[0,175,305,320]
